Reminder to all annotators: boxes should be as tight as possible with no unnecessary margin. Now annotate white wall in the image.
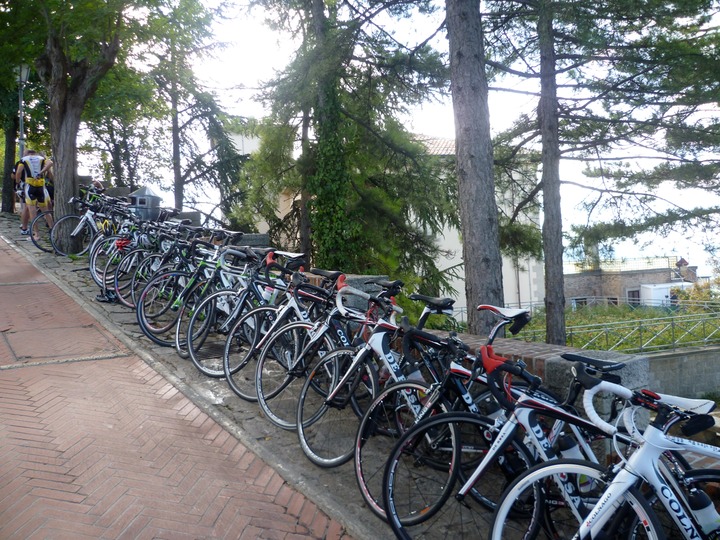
[437,224,545,320]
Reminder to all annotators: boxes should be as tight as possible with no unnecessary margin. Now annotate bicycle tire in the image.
[102,240,133,293]
[50,214,94,257]
[113,248,149,308]
[173,278,219,359]
[129,253,166,307]
[354,380,451,519]
[185,289,252,377]
[488,458,665,540]
[223,306,279,401]
[296,348,380,468]
[90,235,122,288]
[136,271,192,346]
[383,411,535,538]
[255,321,337,431]
[29,211,54,253]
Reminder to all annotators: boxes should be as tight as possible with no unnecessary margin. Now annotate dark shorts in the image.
[46,184,54,201]
[25,185,49,208]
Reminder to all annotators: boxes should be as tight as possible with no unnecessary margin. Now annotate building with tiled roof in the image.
[418,137,456,156]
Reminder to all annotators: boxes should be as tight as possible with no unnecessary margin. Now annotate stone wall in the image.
[645,346,720,398]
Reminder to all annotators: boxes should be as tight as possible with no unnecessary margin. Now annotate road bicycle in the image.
[353,304,565,521]
[110,221,174,308]
[92,209,183,294]
[181,246,281,373]
[222,254,334,403]
[295,286,484,468]
[379,307,648,539]
[255,275,405,431]
[123,223,211,308]
[135,240,244,347]
[90,214,142,290]
[488,360,720,540]
[50,190,124,256]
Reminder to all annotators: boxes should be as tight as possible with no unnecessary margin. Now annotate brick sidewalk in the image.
[0,231,352,539]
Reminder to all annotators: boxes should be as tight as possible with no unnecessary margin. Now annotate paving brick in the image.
[309,510,330,538]
[0,226,362,540]
[298,499,320,528]
[2,513,48,540]
[325,519,346,540]
[287,490,306,518]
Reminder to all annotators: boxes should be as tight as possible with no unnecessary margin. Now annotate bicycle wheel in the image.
[355,380,451,519]
[488,459,665,540]
[383,411,534,538]
[297,348,380,468]
[50,214,94,257]
[113,248,149,308]
[255,321,337,431]
[136,271,191,346]
[90,235,122,288]
[29,211,54,253]
[186,289,252,377]
[130,253,166,307]
[173,279,216,359]
[223,306,279,401]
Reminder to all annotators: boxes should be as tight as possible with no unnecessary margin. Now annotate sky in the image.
[188,7,719,277]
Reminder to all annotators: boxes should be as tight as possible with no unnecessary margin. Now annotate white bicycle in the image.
[489,361,720,539]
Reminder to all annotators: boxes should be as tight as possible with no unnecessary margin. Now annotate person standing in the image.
[15,149,54,239]
[12,159,28,227]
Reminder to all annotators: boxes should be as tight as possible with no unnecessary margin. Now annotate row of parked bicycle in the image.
[38,185,720,539]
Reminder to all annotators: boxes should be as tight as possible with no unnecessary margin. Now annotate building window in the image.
[608,297,618,305]
[627,289,640,306]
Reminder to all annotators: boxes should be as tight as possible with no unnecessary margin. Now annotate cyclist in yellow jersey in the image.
[15,149,54,240]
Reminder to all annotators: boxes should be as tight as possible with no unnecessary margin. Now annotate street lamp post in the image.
[16,64,30,157]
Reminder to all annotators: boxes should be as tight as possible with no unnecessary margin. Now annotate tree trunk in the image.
[445,0,504,336]
[171,70,183,211]
[52,114,81,217]
[299,110,313,264]
[2,117,18,213]
[537,0,566,344]
[109,127,125,188]
[34,13,120,252]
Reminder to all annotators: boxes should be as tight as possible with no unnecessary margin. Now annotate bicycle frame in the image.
[300,306,370,363]
[454,395,607,502]
[248,286,326,356]
[69,208,105,240]
[578,411,720,539]
[322,318,415,409]
[165,247,244,312]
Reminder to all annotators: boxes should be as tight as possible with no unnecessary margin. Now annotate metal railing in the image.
[454,295,720,354]
[523,311,720,354]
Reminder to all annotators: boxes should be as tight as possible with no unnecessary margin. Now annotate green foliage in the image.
[81,64,166,188]
[232,119,299,232]
[307,83,356,269]
[700,391,720,408]
[246,0,459,294]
